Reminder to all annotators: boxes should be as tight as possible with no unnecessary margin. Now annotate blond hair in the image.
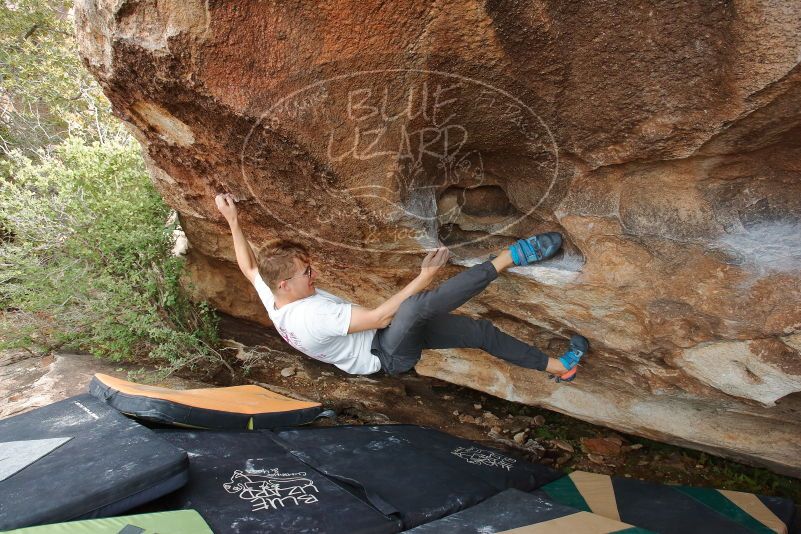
[256,239,310,290]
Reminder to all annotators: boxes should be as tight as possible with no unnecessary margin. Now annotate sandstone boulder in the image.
[0,351,207,419]
[74,0,801,475]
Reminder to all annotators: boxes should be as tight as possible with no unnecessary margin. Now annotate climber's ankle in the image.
[545,358,568,375]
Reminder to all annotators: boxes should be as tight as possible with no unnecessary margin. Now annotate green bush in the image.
[0,138,221,376]
[0,1,223,378]
[0,0,122,156]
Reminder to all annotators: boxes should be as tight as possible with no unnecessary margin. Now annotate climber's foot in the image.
[549,366,578,383]
[509,232,562,266]
[550,335,588,384]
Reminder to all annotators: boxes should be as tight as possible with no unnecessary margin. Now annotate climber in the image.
[215,193,588,382]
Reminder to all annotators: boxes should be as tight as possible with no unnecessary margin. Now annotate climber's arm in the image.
[347,274,430,333]
[347,247,450,334]
[215,193,258,283]
[228,218,259,284]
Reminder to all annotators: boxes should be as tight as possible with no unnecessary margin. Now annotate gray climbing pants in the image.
[370,260,549,375]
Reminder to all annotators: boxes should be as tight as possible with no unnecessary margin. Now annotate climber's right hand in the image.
[420,246,450,281]
[215,193,238,223]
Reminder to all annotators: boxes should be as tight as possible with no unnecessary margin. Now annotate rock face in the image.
[74,1,801,475]
[0,351,207,419]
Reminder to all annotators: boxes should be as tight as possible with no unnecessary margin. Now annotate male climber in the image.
[215,193,588,382]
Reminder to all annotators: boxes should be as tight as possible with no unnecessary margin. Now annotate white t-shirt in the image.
[252,272,381,375]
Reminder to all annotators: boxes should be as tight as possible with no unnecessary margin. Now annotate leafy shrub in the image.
[0,138,221,376]
[0,0,121,157]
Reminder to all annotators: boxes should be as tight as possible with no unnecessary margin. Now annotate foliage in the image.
[0,139,222,374]
[0,1,225,378]
[0,0,127,158]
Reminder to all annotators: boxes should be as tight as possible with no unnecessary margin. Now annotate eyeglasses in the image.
[281,264,312,283]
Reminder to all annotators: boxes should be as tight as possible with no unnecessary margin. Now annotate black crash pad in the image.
[0,395,189,530]
[405,489,653,533]
[274,424,562,529]
[134,430,402,534]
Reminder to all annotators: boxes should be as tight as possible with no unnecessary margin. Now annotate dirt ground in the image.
[200,314,801,509]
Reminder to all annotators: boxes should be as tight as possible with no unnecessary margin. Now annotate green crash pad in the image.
[3,510,213,534]
[540,470,794,534]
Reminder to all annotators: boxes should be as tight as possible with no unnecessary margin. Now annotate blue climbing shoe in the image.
[549,334,589,384]
[509,232,562,266]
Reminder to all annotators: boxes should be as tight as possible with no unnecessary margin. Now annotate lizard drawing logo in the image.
[223,468,319,511]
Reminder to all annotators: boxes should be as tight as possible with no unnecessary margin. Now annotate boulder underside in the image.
[75,0,801,475]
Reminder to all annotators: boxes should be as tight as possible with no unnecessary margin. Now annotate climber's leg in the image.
[371,232,567,375]
[371,260,500,374]
[422,315,588,378]
[394,259,499,321]
[421,314,552,371]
